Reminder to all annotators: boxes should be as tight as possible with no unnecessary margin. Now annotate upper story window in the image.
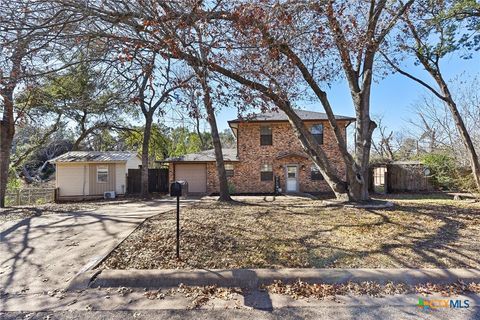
[311,124,324,145]
[97,166,109,183]
[310,164,324,181]
[260,164,273,181]
[260,125,272,146]
[225,163,234,177]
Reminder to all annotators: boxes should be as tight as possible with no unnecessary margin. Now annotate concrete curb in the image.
[68,268,480,290]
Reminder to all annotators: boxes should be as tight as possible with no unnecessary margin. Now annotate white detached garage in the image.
[50,151,141,200]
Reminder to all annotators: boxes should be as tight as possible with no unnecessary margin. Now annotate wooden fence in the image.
[127,168,169,194]
[5,188,57,206]
[370,162,433,193]
[386,163,432,193]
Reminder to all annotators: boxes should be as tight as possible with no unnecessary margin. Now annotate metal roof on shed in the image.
[50,151,139,163]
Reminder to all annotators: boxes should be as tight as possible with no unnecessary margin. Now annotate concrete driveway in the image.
[0,198,198,311]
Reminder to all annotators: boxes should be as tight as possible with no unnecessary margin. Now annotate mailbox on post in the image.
[170,180,188,259]
[170,182,182,197]
[170,180,188,197]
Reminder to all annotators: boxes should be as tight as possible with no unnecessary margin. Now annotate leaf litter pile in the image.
[100,196,480,269]
[143,284,243,309]
[263,280,480,300]
[109,280,480,310]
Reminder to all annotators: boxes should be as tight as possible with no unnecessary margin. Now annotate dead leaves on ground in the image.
[263,279,480,300]
[100,198,480,270]
[143,284,243,309]
[138,280,480,309]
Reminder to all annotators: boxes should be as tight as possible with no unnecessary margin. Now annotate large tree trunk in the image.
[0,91,15,208]
[346,94,377,201]
[199,75,232,202]
[140,113,153,198]
[348,117,376,202]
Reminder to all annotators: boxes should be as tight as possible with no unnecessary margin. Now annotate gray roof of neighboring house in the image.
[228,109,355,123]
[161,148,239,162]
[50,151,139,163]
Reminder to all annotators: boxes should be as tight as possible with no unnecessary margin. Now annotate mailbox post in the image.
[170,181,187,259]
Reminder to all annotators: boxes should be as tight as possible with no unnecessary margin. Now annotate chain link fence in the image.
[5,188,57,206]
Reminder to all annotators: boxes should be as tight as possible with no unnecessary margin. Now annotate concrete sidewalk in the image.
[0,198,198,311]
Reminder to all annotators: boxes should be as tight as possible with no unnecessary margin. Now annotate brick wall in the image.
[210,120,349,194]
[168,120,349,195]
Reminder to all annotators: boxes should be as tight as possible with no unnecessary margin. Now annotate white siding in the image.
[56,163,90,196]
[126,156,141,170]
[115,163,127,194]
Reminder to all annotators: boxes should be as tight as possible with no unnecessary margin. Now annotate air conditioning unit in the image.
[104,191,116,199]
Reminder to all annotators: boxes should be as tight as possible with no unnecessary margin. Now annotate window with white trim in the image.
[97,166,109,183]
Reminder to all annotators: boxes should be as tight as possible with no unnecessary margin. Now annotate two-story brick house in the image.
[164,109,354,194]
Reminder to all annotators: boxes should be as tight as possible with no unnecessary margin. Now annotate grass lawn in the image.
[100,195,480,269]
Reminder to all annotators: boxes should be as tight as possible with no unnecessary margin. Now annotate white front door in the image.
[286,165,298,192]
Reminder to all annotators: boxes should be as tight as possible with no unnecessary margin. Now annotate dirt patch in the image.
[100,196,480,269]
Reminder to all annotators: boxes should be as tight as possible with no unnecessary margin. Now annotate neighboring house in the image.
[162,109,354,194]
[50,151,141,200]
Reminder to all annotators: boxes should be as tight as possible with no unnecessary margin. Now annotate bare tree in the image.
[372,116,395,161]
[119,52,192,198]
[158,0,413,200]
[407,76,480,166]
[383,0,480,191]
[0,0,80,207]
[52,0,412,201]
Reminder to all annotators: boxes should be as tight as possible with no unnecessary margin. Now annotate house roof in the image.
[228,109,355,123]
[50,151,139,163]
[160,148,239,163]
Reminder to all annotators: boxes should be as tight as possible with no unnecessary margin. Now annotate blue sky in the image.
[163,52,479,134]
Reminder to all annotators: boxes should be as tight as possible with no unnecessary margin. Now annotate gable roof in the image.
[161,148,239,163]
[228,109,355,123]
[50,151,139,163]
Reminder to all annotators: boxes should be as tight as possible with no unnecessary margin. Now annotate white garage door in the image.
[175,164,207,193]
